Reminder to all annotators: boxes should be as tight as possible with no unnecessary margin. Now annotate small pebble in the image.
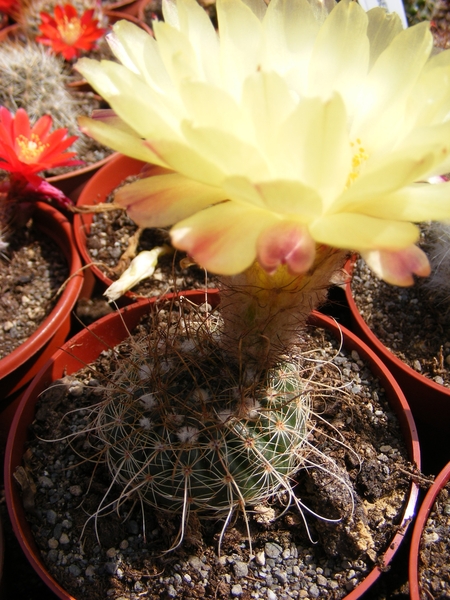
[69,485,82,497]
[233,561,248,578]
[265,542,282,559]
[231,584,243,597]
[46,510,57,525]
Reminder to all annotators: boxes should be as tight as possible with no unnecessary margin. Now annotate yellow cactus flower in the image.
[77,0,450,286]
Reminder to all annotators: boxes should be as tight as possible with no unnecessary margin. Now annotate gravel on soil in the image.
[0,219,68,359]
[16,305,416,600]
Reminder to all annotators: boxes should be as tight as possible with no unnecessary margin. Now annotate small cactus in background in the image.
[0,106,81,243]
[36,3,107,61]
[403,0,435,25]
[430,0,450,49]
[0,0,20,20]
[17,0,107,38]
[0,41,104,166]
[421,222,450,311]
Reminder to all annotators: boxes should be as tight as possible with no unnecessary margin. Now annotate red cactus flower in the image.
[0,0,20,18]
[36,3,106,61]
[0,106,83,187]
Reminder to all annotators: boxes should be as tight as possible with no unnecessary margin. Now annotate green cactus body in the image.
[97,347,310,516]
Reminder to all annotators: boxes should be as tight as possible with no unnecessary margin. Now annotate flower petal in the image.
[146,136,226,186]
[241,71,296,156]
[179,80,250,139]
[222,176,323,219]
[77,115,167,165]
[257,221,315,274]
[79,60,182,138]
[104,248,167,302]
[108,21,174,94]
[262,0,320,86]
[115,172,227,228]
[170,202,276,274]
[180,121,269,179]
[338,142,446,210]
[366,7,403,69]
[310,213,419,250]
[275,93,350,203]
[340,181,450,222]
[361,245,430,286]
[216,0,264,98]
[352,22,432,148]
[308,0,370,111]
[153,19,201,85]
[166,0,220,85]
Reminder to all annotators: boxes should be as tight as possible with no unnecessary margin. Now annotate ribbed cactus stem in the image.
[217,246,348,366]
[95,323,311,549]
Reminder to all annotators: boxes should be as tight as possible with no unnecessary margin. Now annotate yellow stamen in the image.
[346,138,368,188]
[57,16,84,45]
[16,133,48,164]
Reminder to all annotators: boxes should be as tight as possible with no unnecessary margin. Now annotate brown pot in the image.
[47,152,119,203]
[104,4,153,34]
[409,461,450,600]
[104,0,142,17]
[5,299,420,600]
[345,256,450,474]
[0,202,84,401]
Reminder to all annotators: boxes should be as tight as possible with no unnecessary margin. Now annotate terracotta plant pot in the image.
[104,0,143,17]
[409,461,450,600]
[5,299,420,600]
[0,202,84,401]
[48,153,119,203]
[345,256,450,474]
[104,5,153,34]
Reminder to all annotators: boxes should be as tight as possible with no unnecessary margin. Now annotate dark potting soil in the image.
[18,303,415,600]
[418,480,450,599]
[350,257,450,390]
[0,219,68,360]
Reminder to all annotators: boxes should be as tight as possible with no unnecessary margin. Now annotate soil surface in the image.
[350,254,450,389]
[84,179,219,298]
[16,302,416,600]
[0,217,68,359]
[418,479,450,599]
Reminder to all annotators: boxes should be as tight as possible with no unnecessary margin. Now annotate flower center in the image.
[16,134,48,164]
[346,138,368,188]
[57,15,84,45]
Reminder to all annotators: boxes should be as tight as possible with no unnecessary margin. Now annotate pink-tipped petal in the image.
[171,202,276,275]
[115,173,227,228]
[361,245,431,286]
[257,221,316,275]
